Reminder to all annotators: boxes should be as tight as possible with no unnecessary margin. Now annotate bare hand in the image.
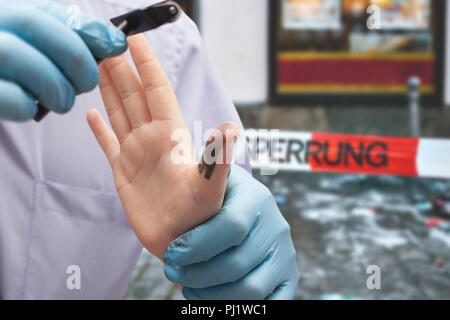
[87,35,239,259]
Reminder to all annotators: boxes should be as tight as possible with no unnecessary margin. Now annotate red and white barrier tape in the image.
[246,130,450,178]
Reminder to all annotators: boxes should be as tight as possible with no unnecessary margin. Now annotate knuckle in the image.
[143,81,170,95]
[273,227,295,258]
[136,57,158,69]
[260,184,276,205]
[229,256,246,278]
[106,56,125,70]
[0,32,17,60]
[120,88,140,101]
[106,104,122,119]
[280,218,291,235]
[245,279,264,299]
[10,9,35,32]
[228,216,248,243]
[250,181,274,207]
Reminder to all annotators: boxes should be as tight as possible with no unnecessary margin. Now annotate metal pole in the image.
[408,77,421,137]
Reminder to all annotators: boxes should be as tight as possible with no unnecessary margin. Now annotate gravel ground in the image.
[125,171,450,300]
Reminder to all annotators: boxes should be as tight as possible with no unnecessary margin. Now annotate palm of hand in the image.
[113,120,202,252]
[87,35,238,259]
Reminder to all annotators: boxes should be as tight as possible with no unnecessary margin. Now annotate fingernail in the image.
[164,266,185,283]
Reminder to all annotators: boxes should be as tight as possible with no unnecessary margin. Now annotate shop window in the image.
[271,0,443,104]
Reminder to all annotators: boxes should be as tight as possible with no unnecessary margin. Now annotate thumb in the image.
[20,0,128,58]
[193,122,241,208]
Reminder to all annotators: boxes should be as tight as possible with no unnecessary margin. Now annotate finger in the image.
[164,216,270,288]
[128,34,182,121]
[198,122,240,183]
[164,165,261,266]
[0,79,37,121]
[103,52,151,128]
[98,63,132,143]
[0,8,99,93]
[37,1,128,58]
[0,32,75,113]
[182,252,283,300]
[10,0,128,59]
[180,122,240,230]
[87,108,120,165]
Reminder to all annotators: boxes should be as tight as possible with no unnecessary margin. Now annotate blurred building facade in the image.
[178,0,449,107]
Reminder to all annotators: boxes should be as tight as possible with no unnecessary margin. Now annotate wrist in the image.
[132,215,179,262]
[143,228,174,262]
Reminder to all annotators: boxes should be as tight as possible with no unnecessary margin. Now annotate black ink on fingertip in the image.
[198,136,216,180]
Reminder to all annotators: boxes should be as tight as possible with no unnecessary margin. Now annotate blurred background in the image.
[125,0,450,300]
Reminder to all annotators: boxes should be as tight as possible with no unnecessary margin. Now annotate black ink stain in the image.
[199,136,216,180]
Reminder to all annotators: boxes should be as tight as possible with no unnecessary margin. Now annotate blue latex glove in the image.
[164,165,300,300]
[0,0,127,121]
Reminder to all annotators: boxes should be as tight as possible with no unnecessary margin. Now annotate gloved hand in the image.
[163,165,300,300]
[0,0,127,121]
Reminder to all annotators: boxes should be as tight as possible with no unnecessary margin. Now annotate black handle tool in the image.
[33,0,182,122]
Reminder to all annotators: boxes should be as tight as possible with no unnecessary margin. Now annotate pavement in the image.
[125,104,450,300]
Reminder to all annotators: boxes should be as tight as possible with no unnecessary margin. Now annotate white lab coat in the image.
[0,0,249,299]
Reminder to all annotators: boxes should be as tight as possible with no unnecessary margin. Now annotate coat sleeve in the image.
[162,12,251,172]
